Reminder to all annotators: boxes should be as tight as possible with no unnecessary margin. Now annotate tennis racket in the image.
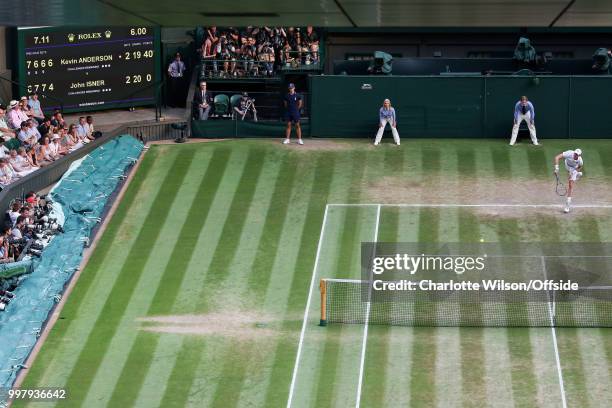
[555,172,567,196]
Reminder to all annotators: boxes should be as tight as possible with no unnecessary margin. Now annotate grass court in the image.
[16,138,612,407]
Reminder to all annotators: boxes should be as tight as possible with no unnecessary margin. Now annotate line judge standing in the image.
[374,99,400,146]
[510,95,539,146]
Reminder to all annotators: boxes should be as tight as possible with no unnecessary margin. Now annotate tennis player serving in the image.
[554,148,583,213]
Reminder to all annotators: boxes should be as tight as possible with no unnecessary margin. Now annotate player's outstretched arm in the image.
[553,153,563,173]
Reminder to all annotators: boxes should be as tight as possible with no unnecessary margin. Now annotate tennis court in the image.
[14,139,612,408]
[289,202,612,408]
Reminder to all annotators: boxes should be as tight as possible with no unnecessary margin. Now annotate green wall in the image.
[191,119,310,138]
[310,75,612,139]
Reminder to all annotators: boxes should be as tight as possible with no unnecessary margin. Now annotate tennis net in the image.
[319,278,612,327]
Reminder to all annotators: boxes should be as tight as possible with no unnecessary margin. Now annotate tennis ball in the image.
[479,238,485,242]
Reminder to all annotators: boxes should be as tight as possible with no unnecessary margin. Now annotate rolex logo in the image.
[68,33,75,42]
[104,30,112,39]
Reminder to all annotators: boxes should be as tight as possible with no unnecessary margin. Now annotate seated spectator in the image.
[8,100,28,129]
[64,125,83,151]
[37,116,52,139]
[194,81,213,120]
[69,124,86,148]
[19,97,34,121]
[49,134,66,156]
[21,146,39,169]
[50,110,66,128]
[28,92,45,123]
[0,158,16,186]
[27,119,42,143]
[18,121,38,147]
[0,105,17,141]
[0,144,9,160]
[60,126,74,151]
[36,136,57,165]
[76,116,94,142]
[86,116,96,138]
[9,148,39,177]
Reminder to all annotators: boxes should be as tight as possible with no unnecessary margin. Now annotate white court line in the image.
[355,204,381,408]
[540,256,568,408]
[329,203,612,209]
[287,204,330,408]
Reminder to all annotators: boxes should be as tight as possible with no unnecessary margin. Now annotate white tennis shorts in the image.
[565,164,582,181]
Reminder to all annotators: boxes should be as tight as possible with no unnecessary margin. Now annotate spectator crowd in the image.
[198,26,320,77]
[0,94,98,188]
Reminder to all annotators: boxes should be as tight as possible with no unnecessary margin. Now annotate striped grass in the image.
[14,139,612,408]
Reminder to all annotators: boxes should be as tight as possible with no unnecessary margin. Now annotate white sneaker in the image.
[374,141,379,146]
[533,142,540,146]
[564,206,570,213]
[282,139,290,144]
[509,142,515,146]
[396,142,401,146]
[298,139,304,145]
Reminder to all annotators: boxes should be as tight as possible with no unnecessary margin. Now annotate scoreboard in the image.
[17,26,161,113]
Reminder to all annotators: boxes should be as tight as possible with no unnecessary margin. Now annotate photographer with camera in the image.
[2,225,19,260]
[11,216,26,241]
[246,37,259,75]
[259,42,275,76]
[7,201,21,227]
[217,35,237,77]
[0,235,13,263]
[5,214,26,260]
[239,37,251,75]
[234,92,258,121]
[304,26,319,64]
[0,288,15,311]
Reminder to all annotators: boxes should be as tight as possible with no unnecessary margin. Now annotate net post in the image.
[319,279,327,326]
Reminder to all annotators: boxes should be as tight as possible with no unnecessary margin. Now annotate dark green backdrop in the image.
[191,120,310,138]
[309,75,612,139]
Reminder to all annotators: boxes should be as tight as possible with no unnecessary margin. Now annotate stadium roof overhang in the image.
[0,0,611,27]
